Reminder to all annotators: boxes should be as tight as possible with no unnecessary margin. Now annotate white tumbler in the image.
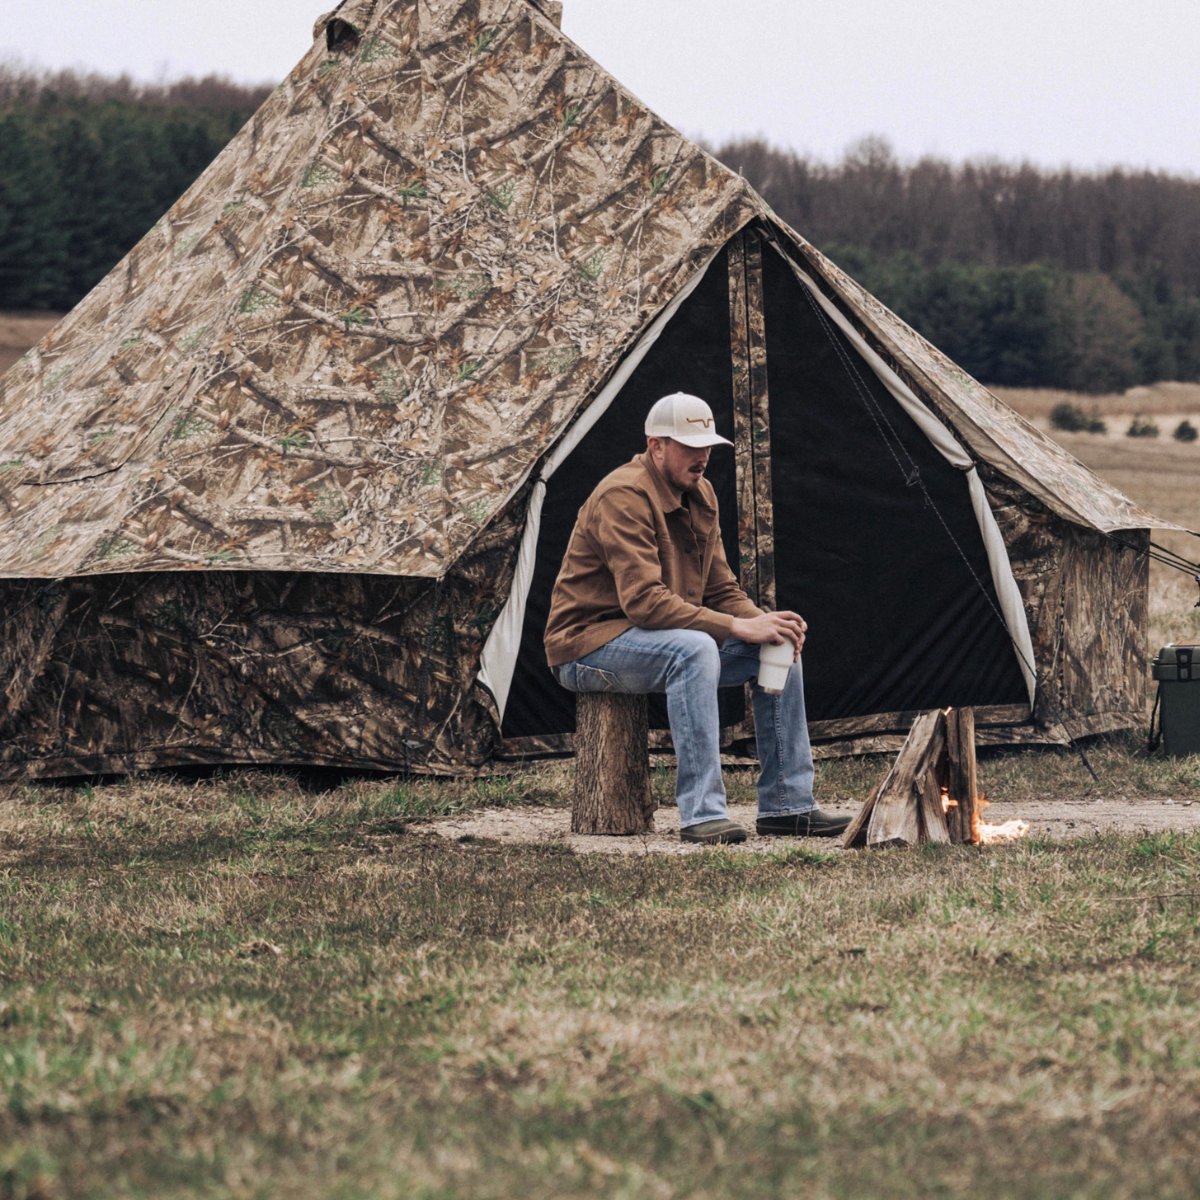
[757,639,795,695]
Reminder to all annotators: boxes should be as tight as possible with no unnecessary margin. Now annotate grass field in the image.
[992,384,1200,653]
[3,763,1200,1199]
[2,314,1200,1195]
[0,314,61,376]
[992,381,1200,425]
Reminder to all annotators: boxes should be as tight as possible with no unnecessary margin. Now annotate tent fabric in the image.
[767,244,1037,706]
[766,229,1182,535]
[755,242,1030,723]
[0,0,1164,588]
[483,237,1039,732]
[0,0,756,581]
[316,1,380,47]
[497,243,744,741]
[0,537,516,778]
[477,242,724,715]
[0,0,1174,777]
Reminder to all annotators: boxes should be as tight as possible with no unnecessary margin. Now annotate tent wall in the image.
[982,469,1150,744]
[758,240,1030,722]
[492,228,1152,761]
[0,506,522,779]
[1055,527,1150,735]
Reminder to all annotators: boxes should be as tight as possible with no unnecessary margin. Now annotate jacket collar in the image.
[636,451,717,517]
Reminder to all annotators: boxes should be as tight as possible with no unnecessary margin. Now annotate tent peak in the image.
[315,0,377,51]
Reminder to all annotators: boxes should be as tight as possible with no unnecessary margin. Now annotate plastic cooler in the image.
[1152,643,1200,757]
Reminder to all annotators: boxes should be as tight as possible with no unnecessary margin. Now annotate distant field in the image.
[0,311,62,374]
[993,381,1200,424]
[991,383,1200,651]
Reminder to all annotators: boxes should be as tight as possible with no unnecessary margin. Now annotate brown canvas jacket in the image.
[543,451,762,667]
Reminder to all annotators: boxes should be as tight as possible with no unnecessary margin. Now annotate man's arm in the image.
[702,526,762,620]
[702,514,807,655]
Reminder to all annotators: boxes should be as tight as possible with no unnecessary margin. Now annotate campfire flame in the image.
[976,816,1031,844]
[972,794,1030,845]
[941,789,1030,845]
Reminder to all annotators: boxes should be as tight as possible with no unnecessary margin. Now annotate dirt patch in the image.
[415,794,1200,855]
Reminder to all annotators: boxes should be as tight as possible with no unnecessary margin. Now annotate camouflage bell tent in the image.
[0,0,1179,779]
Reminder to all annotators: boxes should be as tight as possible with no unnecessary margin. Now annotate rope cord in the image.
[1102,533,1200,604]
[1147,539,1200,575]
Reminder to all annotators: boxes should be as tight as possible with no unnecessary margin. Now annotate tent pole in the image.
[745,231,776,612]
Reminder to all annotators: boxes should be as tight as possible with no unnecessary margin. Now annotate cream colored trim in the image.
[477,479,546,712]
[478,247,725,718]
[967,467,1038,705]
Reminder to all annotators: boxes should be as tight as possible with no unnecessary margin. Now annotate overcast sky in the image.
[3,0,1198,176]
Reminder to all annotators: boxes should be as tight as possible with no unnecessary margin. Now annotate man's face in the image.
[649,437,713,495]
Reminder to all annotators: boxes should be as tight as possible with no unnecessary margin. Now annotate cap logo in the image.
[686,417,714,429]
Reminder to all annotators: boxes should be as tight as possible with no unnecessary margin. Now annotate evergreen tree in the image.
[0,111,67,306]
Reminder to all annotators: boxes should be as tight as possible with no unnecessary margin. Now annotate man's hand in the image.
[729,610,808,660]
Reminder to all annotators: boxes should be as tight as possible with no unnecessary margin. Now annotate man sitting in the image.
[544,392,850,844]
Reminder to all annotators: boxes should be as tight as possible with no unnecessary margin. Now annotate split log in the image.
[572,692,654,835]
[942,706,978,844]
[917,772,952,846]
[843,708,979,849]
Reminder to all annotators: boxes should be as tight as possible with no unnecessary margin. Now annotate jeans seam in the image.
[772,691,786,807]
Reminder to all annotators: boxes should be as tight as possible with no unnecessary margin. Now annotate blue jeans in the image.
[554,628,815,830]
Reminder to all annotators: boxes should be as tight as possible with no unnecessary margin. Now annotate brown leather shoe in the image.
[756,810,851,838]
[680,818,749,844]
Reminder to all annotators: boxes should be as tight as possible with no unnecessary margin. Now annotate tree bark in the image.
[572,693,654,835]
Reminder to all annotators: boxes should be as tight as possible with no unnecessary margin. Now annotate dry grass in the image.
[1012,402,1200,652]
[993,381,1200,423]
[3,767,1200,1198]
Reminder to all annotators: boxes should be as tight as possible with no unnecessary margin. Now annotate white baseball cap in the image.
[644,392,733,448]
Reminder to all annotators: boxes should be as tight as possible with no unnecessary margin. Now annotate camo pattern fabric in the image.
[0,0,756,580]
[0,488,524,779]
[0,0,1170,776]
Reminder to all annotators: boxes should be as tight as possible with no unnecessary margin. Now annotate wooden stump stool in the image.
[572,692,655,835]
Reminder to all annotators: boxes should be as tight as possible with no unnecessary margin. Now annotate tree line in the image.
[2,66,1199,391]
[713,135,1200,391]
[0,67,267,310]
